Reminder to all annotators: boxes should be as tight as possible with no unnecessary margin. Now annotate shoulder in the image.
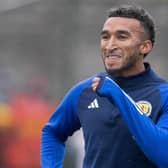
[154,74,168,85]
[144,63,167,85]
[157,81,168,93]
[154,72,168,96]
[156,81,168,110]
[66,72,107,97]
[72,72,107,90]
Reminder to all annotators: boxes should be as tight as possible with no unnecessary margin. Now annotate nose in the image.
[105,36,117,50]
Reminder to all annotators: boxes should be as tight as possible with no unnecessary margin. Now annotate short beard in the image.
[105,67,124,77]
[104,56,139,77]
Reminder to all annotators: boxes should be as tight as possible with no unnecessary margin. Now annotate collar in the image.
[108,63,155,89]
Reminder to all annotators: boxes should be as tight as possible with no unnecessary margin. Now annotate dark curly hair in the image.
[107,5,155,47]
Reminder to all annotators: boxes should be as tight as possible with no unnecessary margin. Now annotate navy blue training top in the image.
[41,63,168,168]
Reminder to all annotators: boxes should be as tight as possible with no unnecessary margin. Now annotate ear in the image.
[140,40,153,55]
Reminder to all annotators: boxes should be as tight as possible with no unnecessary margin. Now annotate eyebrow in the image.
[100,29,130,36]
[100,30,108,36]
[116,30,130,35]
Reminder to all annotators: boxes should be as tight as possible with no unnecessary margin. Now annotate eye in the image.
[101,33,110,40]
[117,34,128,40]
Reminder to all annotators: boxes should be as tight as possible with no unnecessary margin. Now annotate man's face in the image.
[100,17,149,77]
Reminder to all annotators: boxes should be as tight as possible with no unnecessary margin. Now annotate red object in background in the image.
[0,103,13,167]
[5,93,56,168]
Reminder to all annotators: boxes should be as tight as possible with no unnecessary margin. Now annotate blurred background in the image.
[0,0,167,167]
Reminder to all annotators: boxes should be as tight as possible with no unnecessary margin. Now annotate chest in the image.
[77,87,162,135]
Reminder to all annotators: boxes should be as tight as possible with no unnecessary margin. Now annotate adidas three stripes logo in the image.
[88,98,99,109]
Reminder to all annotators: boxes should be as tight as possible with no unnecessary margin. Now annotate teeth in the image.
[107,55,119,58]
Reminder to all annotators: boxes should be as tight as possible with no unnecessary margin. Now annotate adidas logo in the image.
[88,98,99,109]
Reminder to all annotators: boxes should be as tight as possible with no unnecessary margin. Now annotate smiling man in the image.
[41,5,168,168]
[100,16,152,77]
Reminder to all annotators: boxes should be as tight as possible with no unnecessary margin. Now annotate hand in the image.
[91,77,101,91]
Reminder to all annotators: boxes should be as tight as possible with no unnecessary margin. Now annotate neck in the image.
[121,62,145,77]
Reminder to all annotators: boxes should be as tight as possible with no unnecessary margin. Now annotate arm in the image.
[40,85,83,168]
[95,76,168,168]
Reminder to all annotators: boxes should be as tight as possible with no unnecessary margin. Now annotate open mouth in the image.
[107,55,121,58]
[106,54,121,61]
[105,54,121,65]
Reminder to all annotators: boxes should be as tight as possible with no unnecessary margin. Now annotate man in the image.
[41,5,168,168]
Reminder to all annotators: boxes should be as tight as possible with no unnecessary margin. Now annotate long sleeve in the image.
[96,76,168,168]
[41,128,66,168]
[40,80,89,168]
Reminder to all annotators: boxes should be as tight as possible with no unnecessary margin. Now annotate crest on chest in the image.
[136,100,152,117]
